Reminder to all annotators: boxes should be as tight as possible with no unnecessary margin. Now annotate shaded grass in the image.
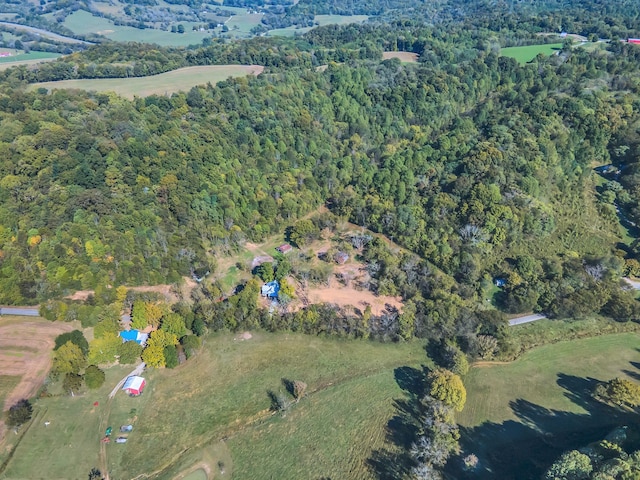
[29,65,263,99]
[107,332,426,479]
[228,369,410,479]
[501,43,563,64]
[460,332,640,428]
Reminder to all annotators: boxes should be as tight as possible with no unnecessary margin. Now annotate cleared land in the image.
[0,366,133,479]
[382,51,419,63]
[0,21,88,44]
[29,65,264,99]
[64,10,213,46]
[268,14,368,37]
[104,333,424,479]
[458,333,640,479]
[0,50,60,69]
[0,318,74,411]
[500,43,563,64]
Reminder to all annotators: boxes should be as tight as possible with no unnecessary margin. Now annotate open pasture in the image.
[268,14,368,37]
[457,333,640,479]
[29,65,264,99]
[64,10,213,46]
[104,332,426,479]
[500,43,563,64]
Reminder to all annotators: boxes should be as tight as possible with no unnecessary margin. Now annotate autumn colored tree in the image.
[160,313,187,338]
[53,341,87,377]
[427,368,466,412]
[142,345,165,368]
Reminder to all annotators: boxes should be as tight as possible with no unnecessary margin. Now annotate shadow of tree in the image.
[367,366,427,479]
[448,373,640,480]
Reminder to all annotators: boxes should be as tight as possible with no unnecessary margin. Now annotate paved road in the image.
[0,21,90,44]
[0,306,39,316]
[508,313,547,326]
[623,278,640,290]
[108,362,146,399]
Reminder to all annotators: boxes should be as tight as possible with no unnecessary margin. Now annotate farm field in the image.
[457,333,640,479]
[0,21,88,44]
[0,50,60,69]
[268,14,368,37]
[500,43,563,63]
[382,51,419,63]
[29,65,264,99]
[224,12,264,35]
[0,366,136,480]
[64,10,212,46]
[102,333,426,479]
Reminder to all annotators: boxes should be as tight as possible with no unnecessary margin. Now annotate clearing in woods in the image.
[382,51,419,63]
[500,43,563,64]
[457,333,640,479]
[29,65,264,99]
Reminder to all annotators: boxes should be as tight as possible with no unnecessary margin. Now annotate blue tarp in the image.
[119,329,148,345]
[261,280,280,298]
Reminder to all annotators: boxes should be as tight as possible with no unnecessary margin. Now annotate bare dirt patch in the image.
[65,278,197,304]
[306,285,403,315]
[382,51,419,62]
[0,318,74,444]
[0,320,74,411]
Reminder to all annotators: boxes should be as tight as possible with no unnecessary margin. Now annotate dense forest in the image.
[0,2,638,343]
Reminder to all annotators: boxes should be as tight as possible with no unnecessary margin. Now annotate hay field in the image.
[29,65,264,99]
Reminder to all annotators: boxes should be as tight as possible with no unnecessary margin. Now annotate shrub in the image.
[84,365,106,389]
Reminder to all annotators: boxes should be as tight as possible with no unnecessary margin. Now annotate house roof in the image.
[261,280,280,297]
[119,329,149,345]
[276,244,292,253]
[122,376,145,392]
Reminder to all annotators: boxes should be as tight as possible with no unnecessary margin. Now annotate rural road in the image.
[0,306,39,316]
[508,313,547,326]
[0,21,90,44]
[623,278,640,290]
[108,362,146,399]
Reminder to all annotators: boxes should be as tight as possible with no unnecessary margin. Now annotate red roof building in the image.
[122,376,146,396]
[276,244,292,254]
[629,38,640,44]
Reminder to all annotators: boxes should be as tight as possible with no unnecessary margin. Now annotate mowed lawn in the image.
[29,65,264,99]
[501,43,563,64]
[107,332,427,479]
[460,333,640,427]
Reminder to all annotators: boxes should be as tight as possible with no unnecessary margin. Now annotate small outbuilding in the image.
[494,278,506,288]
[334,251,349,265]
[122,376,146,396]
[119,329,149,346]
[276,244,292,254]
[261,280,280,298]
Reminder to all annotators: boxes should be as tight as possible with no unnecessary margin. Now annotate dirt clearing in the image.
[383,51,419,62]
[0,319,74,411]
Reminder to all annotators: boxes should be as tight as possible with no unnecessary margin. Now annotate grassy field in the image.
[104,333,427,479]
[0,366,133,479]
[268,14,368,37]
[0,50,60,68]
[224,13,264,35]
[457,333,640,479]
[64,10,213,46]
[0,376,20,409]
[501,43,563,64]
[29,65,264,99]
